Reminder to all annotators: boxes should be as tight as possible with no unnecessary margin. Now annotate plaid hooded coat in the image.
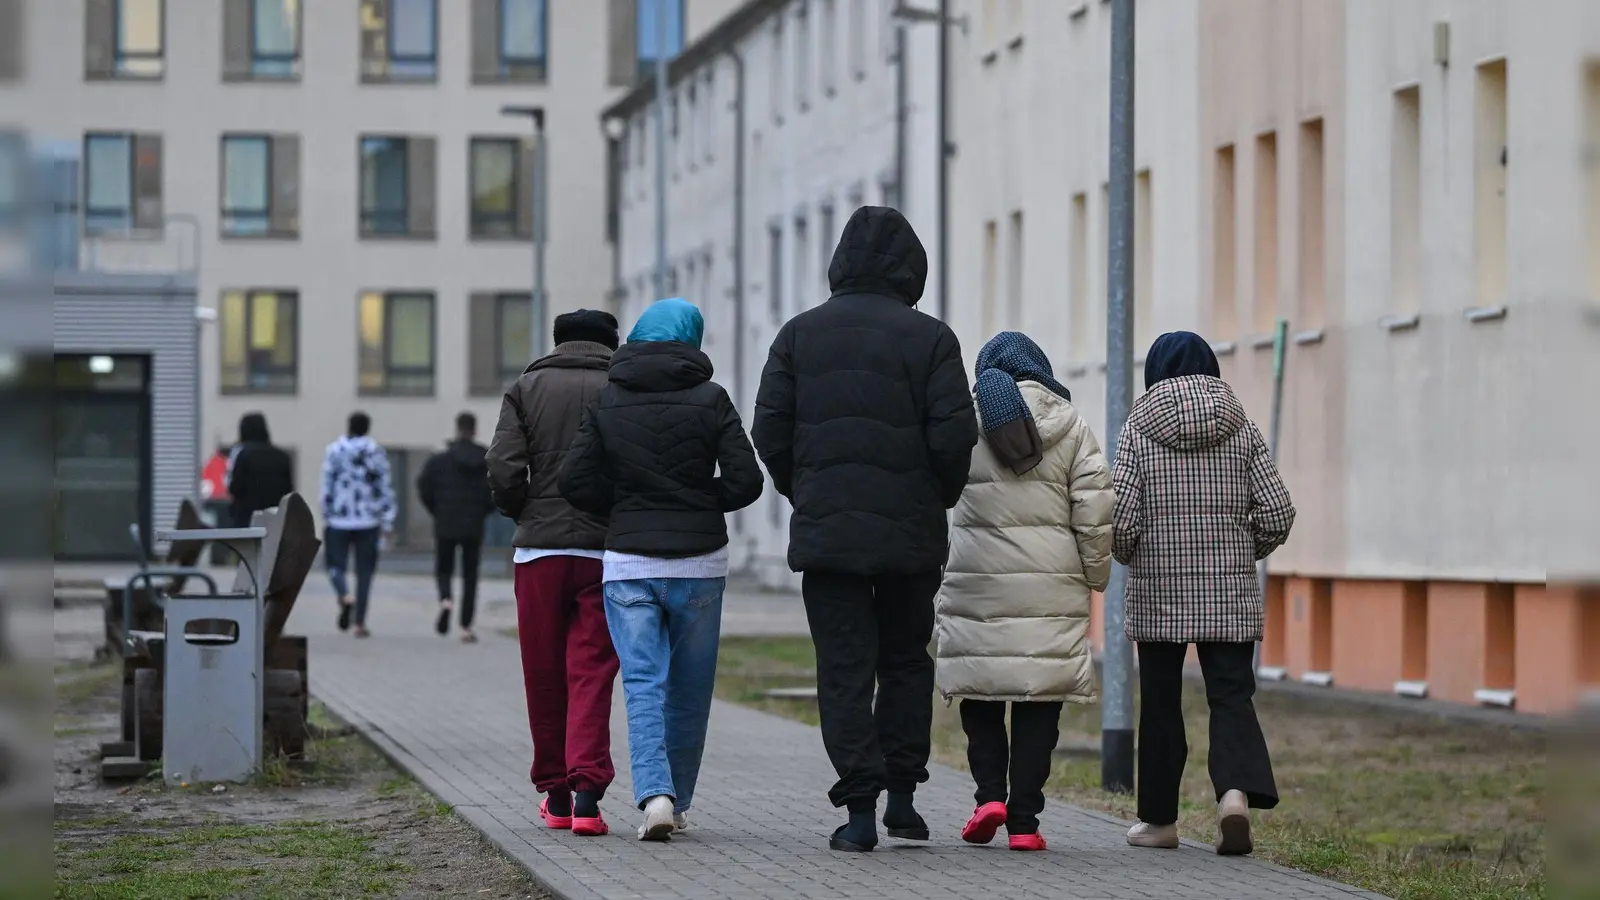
[1111,375,1295,643]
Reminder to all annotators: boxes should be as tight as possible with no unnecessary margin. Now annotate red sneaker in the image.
[1009,832,1047,852]
[961,802,1008,844]
[572,813,609,837]
[539,798,572,830]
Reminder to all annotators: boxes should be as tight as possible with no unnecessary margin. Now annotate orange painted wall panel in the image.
[1284,577,1332,677]
[1514,585,1581,715]
[1330,581,1407,693]
[1426,582,1498,705]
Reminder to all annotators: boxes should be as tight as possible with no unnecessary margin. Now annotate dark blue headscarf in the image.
[973,333,1071,475]
[1144,331,1221,390]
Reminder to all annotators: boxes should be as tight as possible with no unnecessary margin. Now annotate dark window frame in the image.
[469,136,521,240]
[249,0,303,78]
[83,131,134,234]
[219,133,273,237]
[497,0,548,69]
[360,290,437,397]
[387,0,439,78]
[220,288,300,395]
[114,0,166,78]
[493,292,532,384]
[635,0,685,80]
[359,135,410,237]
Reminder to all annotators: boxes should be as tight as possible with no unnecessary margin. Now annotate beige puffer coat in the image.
[935,381,1114,704]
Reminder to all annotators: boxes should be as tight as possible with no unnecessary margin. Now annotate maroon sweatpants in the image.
[515,555,619,797]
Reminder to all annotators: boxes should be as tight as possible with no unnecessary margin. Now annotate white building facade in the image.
[605,0,942,587]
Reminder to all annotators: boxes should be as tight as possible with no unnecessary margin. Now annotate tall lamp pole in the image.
[501,105,547,361]
[1100,0,1137,794]
[653,0,670,298]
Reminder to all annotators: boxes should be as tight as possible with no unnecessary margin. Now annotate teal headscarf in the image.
[627,297,704,348]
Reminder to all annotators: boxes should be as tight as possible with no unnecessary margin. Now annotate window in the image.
[470,137,534,239]
[1253,131,1279,333]
[1213,145,1238,338]
[1391,87,1422,315]
[85,0,164,79]
[360,135,436,238]
[795,3,811,111]
[771,19,786,124]
[1474,60,1508,307]
[359,0,438,82]
[0,0,21,82]
[768,223,783,322]
[794,215,809,311]
[703,70,717,165]
[469,292,533,394]
[473,0,547,84]
[1584,66,1600,304]
[220,289,297,394]
[1068,192,1089,358]
[819,202,836,274]
[981,220,998,335]
[820,0,837,95]
[637,0,685,80]
[223,0,301,80]
[220,134,299,238]
[358,291,435,395]
[84,131,162,234]
[879,175,900,211]
[1006,210,1024,330]
[848,0,866,79]
[686,82,698,169]
[1298,119,1325,329]
[0,132,22,229]
[1134,170,1154,347]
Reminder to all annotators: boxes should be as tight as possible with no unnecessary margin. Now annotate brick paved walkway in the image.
[299,572,1387,900]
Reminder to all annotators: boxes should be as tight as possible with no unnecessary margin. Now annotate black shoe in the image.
[435,602,451,636]
[829,807,878,852]
[337,602,353,632]
[545,791,572,818]
[883,792,929,841]
[574,790,602,819]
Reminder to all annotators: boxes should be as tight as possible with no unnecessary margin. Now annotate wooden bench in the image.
[101,493,321,778]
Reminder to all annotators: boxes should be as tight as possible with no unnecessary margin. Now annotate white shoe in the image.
[638,795,674,841]
[1126,821,1179,849]
[1215,789,1253,856]
[673,811,689,832]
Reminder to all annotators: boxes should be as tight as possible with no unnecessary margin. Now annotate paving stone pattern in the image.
[299,574,1388,900]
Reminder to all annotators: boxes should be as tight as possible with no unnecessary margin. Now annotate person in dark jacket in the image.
[560,298,763,842]
[417,412,495,642]
[486,308,622,837]
[226,412,294,528]
[752,206,979,852]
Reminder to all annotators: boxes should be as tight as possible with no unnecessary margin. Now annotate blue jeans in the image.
[325,527,381,625]
[603,577,724,812]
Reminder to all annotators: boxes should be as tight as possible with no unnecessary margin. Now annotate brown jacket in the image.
[487,341,612,550]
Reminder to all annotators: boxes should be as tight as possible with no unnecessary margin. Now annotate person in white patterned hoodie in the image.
[321,411,397,637]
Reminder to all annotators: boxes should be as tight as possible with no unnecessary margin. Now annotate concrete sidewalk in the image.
[296,571,1387,900]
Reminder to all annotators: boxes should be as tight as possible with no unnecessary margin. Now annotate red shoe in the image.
[961,802,1008,844]
[571,813,609,837]
[539,798,572,830]
[1009,831,1047,851]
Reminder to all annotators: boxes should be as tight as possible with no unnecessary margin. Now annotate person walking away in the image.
[1113,331,1296,856]
[418,412,495,642]
[936,332,1113,852]
[226,413,294,528]
[487,309,623,837]
[321,411,397,638]
[560,298,763,841]
[752,206,979,852]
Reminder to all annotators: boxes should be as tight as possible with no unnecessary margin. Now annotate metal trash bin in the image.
[162,590,264,786]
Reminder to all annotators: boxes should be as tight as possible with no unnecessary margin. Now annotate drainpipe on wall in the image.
[726,48,747,414]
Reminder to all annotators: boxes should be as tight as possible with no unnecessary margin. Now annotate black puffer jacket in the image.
[753,206,978,575]
[417,439,495,543]
[559,341,763,557]
[227,413,295,528]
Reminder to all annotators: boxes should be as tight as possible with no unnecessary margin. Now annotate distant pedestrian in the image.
[418,412,495,643]
[487,309,622,837]
[1114,331,1296,856]
[752,207,978,852]
[321,411,396,638]
[226,413,294,528]
[936,332,1113,852]
[560,298,763,841]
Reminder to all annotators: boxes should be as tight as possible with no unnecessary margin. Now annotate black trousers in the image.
[959,700,1062,834]
[434,538,482,629]
[1136,641,1279,826]
[801,570,941,809]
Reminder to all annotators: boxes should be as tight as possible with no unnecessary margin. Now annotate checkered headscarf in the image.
[973,332,1072,434]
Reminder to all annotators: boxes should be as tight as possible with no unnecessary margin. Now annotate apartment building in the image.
[5,0,741,554]
[950,0,1599,713]
[603,0,942,588]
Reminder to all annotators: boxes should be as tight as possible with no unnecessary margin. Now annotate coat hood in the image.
[1015,381,1081,449]
[524,340,613,375]
[1144,330,1221,390]
[238,412,270,444]
[827,206,929,305]
[607,341,714,393]
[1127,375,1248,452]
[445,438,486,470]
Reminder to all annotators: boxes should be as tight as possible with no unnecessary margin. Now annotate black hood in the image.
[827,206,928,306]
[446,438,487,469]
[1144,331,1221,391]
[608,341,714,393]
[238,412,270,444]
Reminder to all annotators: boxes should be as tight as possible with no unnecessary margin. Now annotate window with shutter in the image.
[636,0,684,81]
[359,136,409,236]
[469,137,521,239]
[220,289,298,394]
[0,0,22,82]
[358,291,436,396]
[405,136,437,238]
[361,0,437,82]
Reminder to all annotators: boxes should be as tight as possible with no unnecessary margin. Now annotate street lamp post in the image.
[501,105,547,362]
